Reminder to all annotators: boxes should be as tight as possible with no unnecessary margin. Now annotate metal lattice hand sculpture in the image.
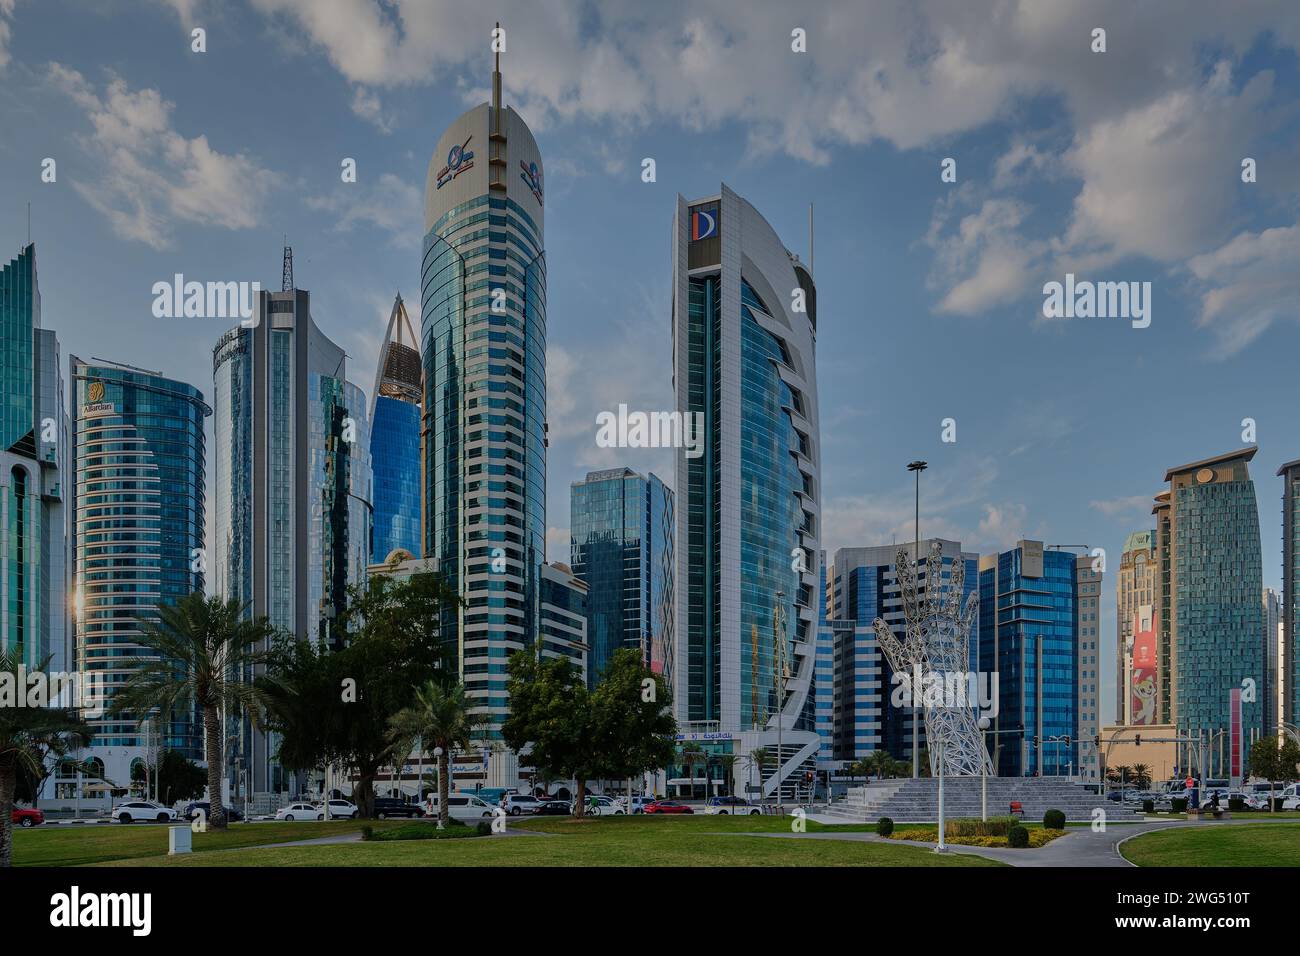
[872,540,993,777]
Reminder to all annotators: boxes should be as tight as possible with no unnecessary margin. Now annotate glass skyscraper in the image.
[421,50,546,742]
[979,540,1078,777]
[1277,459,1300,730]
[570,467,673,689]
[671,184,822,800]
[212,283,372,794]
[0,243,68,671]
[1160,449,1263,774]
[369,294,421,563]
[69,357,208,783]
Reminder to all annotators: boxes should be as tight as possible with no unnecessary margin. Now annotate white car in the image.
[500,793,541,816]
[574,795,624,816]
[112,801,177,824]
[321,799,358,819]
[275,802,324,822]
[426,793,496,823]
[617,795,655,814]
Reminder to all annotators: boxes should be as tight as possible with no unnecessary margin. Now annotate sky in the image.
[2,0,1299,724]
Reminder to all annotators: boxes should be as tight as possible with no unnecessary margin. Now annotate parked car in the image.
[183,801,243,822]
[275,802,324,822]
[531,800,573,816]
[371,797,422,819]
[703,795,761,815]
[644,800,694,814]
[500,793,541,816]
[426,792,497,823]
[112,801,177,824]
[574,795,625,816]
[12,807,45,828]
[321,799,358,819]
[616,795,655,814]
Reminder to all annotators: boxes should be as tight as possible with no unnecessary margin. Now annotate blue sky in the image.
[2,1,1299,722]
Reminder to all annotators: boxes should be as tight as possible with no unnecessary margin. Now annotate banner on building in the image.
[1230,687,1243,787]
[1130,604,1158,725]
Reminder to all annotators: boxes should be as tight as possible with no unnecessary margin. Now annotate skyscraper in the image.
[1158,449,1263,776]
[1074,554,1103,781]
[420,43,546,745]
[369,294,421,563]
[1116,529,1156,725]
[538,561,588,684]
[569,467,673,688]
[1263,586,1280,737]
[0,243,68,671]
[69,357,208,784]
[212,277,372,795]
[979,540,1078,777]
[828,540,980,765]
[1277,459,1300,729]
[671,184,821,800]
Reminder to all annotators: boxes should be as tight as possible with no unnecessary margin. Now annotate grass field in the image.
[1120,823,1300,866]
[13,814,1001,867]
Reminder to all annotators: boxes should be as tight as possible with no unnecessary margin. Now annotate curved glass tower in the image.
[672,185,823,800]
[70,357,208,774]
[421,47,546,738]
[369,294,421,563]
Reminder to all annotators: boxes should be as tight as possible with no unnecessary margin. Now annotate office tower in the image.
[69,357,208,784]
[0,243,68,671]
[828,540,980,765]
[1074,554,1103,781]
[1264,587,1281,737]
[1116,529,1156,725]
[212,278,372,794]
[420,42,546,745]
[569,467,673,688]
[979,540,1078,777]
[1157,449,1263,775]
[814,552,834,769]
[369,294,421,563]
[1277,459,1300,729]
[671,184,822,800]
[538,562,588,684]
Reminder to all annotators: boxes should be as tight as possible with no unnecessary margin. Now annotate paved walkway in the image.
[727,816,1300,867]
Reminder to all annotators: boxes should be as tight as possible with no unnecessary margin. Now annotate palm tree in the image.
[679,743,706,799]
[0,652,94,867]
[1132,763,1152,790]
[867,749,892,782]
[715,753,738,796]
[747,747,769,800]
[388,681,484,829]
[112,592,274,830]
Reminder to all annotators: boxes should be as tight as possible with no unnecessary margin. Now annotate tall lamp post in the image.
[773,589,788,814]
[907,460,927,778]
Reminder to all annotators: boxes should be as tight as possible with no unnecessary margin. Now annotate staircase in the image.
[822,777,1144,823]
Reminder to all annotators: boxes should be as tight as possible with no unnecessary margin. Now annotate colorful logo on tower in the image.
[87,381,105,403]
[83,380,114,417]
[519,159,544,206]
[436,136,475,189]
[691,204,718,241]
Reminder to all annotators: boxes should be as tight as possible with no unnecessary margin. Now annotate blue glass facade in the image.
[978,543,1078,776]
[70,358,208,758]
[370,396,420,562]
[569,467,673,689]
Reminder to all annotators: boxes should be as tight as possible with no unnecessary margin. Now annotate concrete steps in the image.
[824,777,1144,823]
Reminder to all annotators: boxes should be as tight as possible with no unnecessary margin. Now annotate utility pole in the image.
[907,460,927,777]
[774,589,787,813]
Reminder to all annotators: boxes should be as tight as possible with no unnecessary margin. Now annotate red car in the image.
[12,807,45,828]
[643,800,693,814]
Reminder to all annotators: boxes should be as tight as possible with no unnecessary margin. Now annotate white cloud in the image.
[546,526,570,565]
[1186,224,1300,357]
[0,0,17,70]
[350,86,394,133]
[306,171,422,245]
[1089,495,1153,519]
[927,197,1044,316]
[48,64,277,249]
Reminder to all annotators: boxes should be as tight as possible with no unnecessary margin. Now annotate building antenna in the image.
[489,22,508,195]
[27,202,31,246]
[282,237,294,292]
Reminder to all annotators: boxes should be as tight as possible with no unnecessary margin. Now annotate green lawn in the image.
[11,819,413,867]
[21,814,1001,867]
[1121,823,1300,866]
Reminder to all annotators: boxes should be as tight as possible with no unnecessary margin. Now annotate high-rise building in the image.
[828,540,980,766]
[1116,529,1156,725]
[1157,449,1263,776]
[1074,554,1103,781]
[1264,586,1281,737]
[420,43,546,745]
[1277,459,1300,729]
[569,467,673,688]
[369,294,421,564]
[979,540,1078,777]
[671,184,822,800]
[212,280,372,794]
[69,357,208,784]
[538,561,588,684]
[0,243,68,671]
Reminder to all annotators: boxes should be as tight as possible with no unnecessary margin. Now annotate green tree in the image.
[0,652,94,867]
[1132,763,1152,790]
[502,653,600,816]
[747,747,769,799]
[388,681,485,828]
[588,649,677,801]
[867,749,893,781]
[130,749,208,805]
[678,742,707,798]
[112,593,274,830]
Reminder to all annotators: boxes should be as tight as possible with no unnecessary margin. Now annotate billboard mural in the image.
[1130,604,1158,725]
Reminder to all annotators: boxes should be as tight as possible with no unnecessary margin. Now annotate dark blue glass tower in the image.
[369,295,421,563]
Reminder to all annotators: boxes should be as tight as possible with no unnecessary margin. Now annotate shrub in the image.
[1008,824,1029,848]
[1042,808,1066,830]
[476,820,492,836]
[360,825,374,842]
[1228,798,1245,812]
[876,817,894,837]
[1142,799,1154,813]
[945,816,1016,837]
[1170,798,1188,813]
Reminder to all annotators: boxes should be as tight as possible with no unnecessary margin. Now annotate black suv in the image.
[371,797,423,819]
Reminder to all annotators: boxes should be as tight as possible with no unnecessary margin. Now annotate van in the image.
[426,792,496,823]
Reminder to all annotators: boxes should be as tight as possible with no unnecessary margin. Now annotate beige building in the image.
[1100,724,1179,784]
[1116,529,1157,724]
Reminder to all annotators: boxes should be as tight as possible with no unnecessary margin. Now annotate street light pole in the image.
[774,589,787,814]
[907,460,927,779]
